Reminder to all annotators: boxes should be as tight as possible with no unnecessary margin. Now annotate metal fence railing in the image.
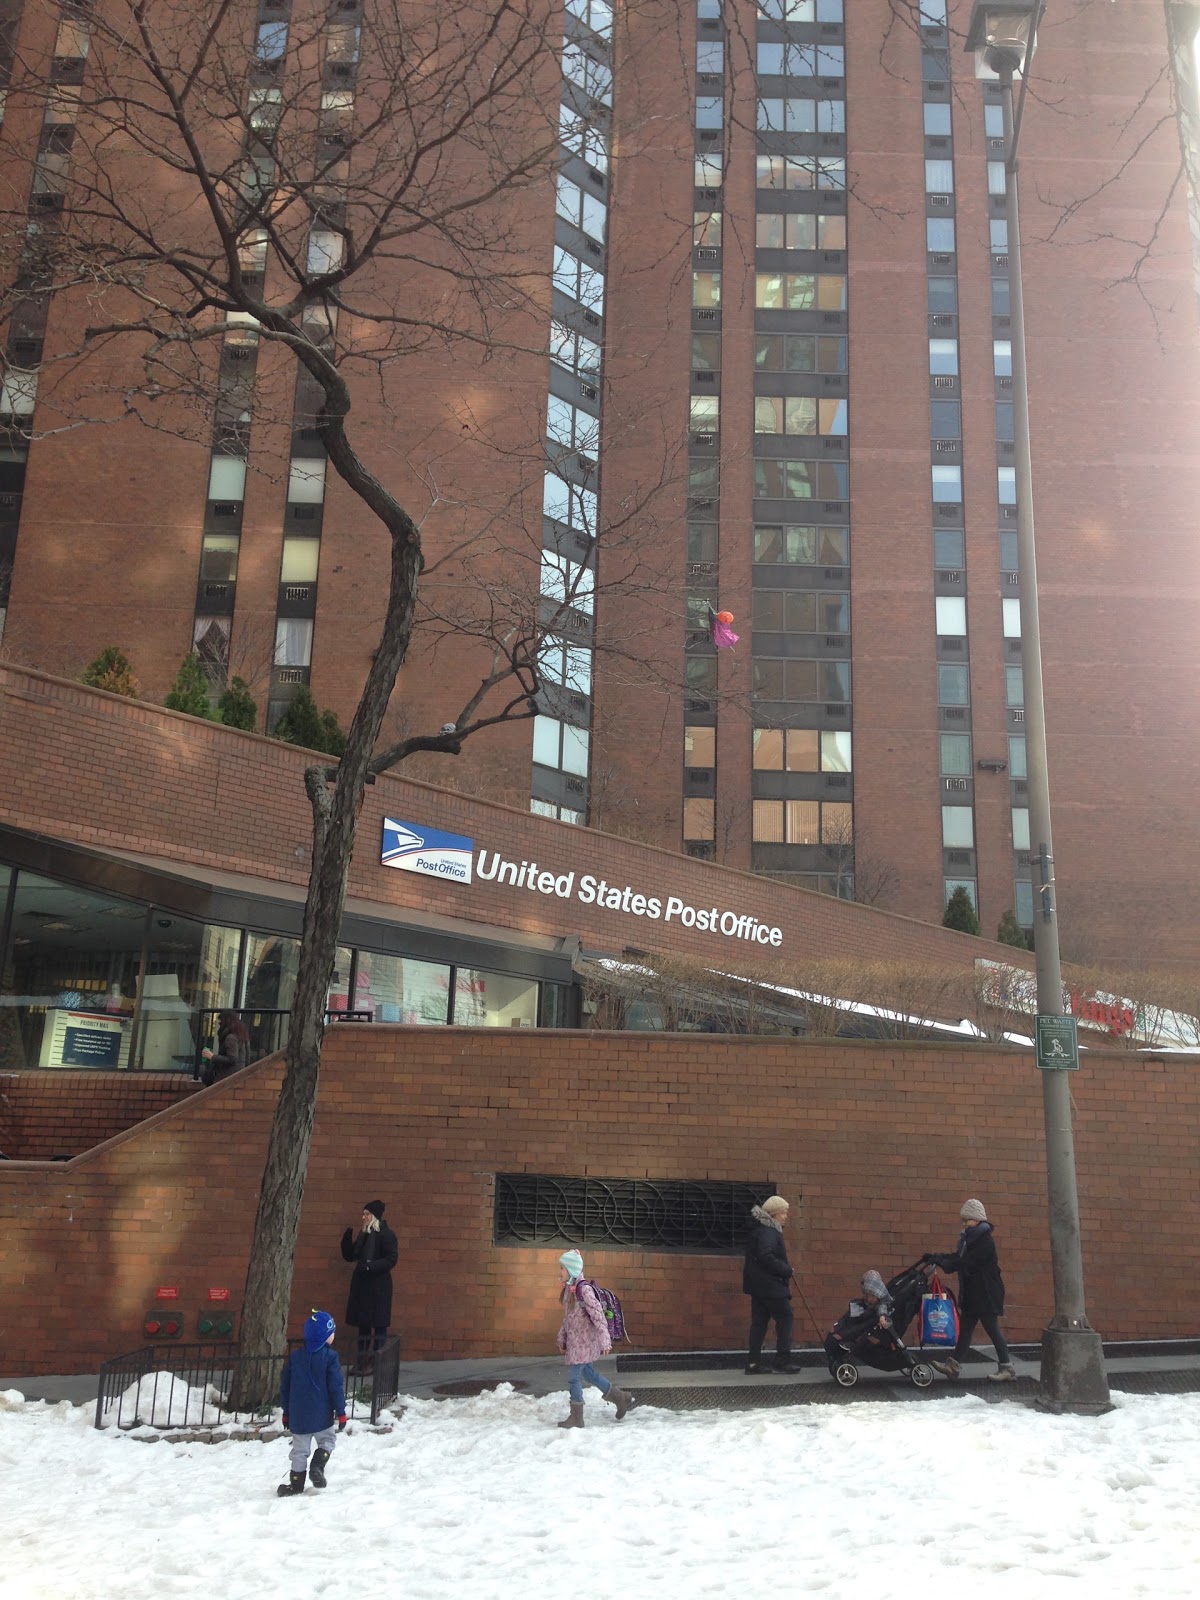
[191,1008,377,1077]
[94,1336,402,1430]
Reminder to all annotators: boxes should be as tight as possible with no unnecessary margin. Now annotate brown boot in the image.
[557,1400,585,1429]
[931,1356,961,1378]
[604,1386,635,1420]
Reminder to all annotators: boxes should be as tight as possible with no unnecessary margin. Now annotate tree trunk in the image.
[231,528,419,1406]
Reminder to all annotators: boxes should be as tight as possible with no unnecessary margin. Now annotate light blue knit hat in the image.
[559,1249,584,1281]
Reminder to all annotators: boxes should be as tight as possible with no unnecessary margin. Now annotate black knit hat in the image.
[363,1200,385,1219]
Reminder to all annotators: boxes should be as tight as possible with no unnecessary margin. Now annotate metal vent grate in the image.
[494,1174,775,1253]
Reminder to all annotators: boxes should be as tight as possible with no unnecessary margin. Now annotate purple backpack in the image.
[575,1278,627,1341]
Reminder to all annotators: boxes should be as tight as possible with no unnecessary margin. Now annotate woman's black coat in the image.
[742,1215,793,1302]
[931,1221,1005,1317]
[341,1221,399,1327]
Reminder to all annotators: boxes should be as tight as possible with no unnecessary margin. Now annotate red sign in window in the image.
[207,1288,231,1302]
[155,1286,179,1300]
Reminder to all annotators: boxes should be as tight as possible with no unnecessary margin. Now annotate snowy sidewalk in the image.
[5,1340,1200,1411]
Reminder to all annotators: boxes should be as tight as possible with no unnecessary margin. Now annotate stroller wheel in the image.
[910,1363,935,1389]
[833,1361,859,1389]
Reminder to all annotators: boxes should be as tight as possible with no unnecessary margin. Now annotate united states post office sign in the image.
[381,818,474,884]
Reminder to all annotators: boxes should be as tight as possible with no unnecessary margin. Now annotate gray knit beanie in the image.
[960,1198,988,1223]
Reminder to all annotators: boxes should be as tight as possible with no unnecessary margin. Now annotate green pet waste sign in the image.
[1036,1014,1080,1071]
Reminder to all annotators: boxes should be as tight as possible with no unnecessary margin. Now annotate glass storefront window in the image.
[354,950,450,1026]
[243,933,300,1013]
[452,969,539,1028]
[325,945,356,1015]
[1,872,146,1070]
[136,912,242,1071]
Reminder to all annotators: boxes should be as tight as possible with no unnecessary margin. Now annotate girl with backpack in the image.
[555,1249,635,1428]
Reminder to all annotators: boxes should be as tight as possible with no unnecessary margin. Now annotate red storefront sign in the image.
[155,1286,179,1300]
[207,1288,231,1302]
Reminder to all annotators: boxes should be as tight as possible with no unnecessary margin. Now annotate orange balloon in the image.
[715,611,734,624]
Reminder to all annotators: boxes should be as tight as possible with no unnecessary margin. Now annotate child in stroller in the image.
[824,1266,935,1389]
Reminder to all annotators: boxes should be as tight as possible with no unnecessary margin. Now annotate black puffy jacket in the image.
[930,1221,1005,1317]
[742,1209,793,1302]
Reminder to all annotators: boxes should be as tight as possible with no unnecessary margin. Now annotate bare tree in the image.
[0,0,695,1390]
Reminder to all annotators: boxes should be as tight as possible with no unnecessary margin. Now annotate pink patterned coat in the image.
[556,1281,613,1365]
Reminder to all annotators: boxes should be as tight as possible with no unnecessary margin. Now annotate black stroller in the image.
[823,1263,936,1390]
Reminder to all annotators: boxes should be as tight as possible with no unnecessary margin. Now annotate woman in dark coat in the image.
[923,1197,1015,1381]
[200,1011,250,1085]
[341,1200,399,1366]
[742,1194,800,1375]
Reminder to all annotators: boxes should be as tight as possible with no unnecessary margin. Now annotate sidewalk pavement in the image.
[5,1341,1200,1412]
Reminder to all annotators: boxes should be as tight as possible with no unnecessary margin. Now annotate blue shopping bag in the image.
[920,1274,960,1347]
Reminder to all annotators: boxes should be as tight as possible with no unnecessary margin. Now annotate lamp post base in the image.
[1037,1324,1112,1414]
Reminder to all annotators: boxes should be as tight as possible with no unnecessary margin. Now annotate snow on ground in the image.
[2,1385,1198,1600]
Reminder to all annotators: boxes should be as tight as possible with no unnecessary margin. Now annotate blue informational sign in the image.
[381,817,474,884]
[62,1023,123,1067]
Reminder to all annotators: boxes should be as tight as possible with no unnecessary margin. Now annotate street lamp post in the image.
[964,1,1110,1413]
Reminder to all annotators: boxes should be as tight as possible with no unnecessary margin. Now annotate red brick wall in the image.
[0,1072,199,1161]
[0,662,1027,981]
[1,1027,1196,1375]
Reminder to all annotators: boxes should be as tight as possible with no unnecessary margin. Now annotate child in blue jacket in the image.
[278,1310,347,1496]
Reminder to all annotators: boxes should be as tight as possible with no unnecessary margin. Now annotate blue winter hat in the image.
[304,1309,336,1352]
[559,1249,584,1281]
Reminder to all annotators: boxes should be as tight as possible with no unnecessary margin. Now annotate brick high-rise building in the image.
[1,0,1198,968]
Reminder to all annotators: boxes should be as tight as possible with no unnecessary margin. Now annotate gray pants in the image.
[289,1427,336,1473]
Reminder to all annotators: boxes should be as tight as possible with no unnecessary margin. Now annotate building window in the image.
[752,659,850,702]
[695,153,724,186]
[1002,598,1021,638]
[543,474,598,535]
[690,395,720,431]
[987,161,1007,196]
[927,277,957,314]
[562,44,612,106]
[208,456,247,502]
[753,397,845,436]
[553,246,604,311]
[755,274,846,312]
[924,102,952,136]
[935,596,967,636]
[925,159,954,193]
[1014,879,1034,926]
[533,715,590,776]
[754,591,849,633]
[755,213,846,251]
[752,460,849,501]
[753,334,846,373]
[280,537,320,583]
[934,528,964,566]
[566,0,614,36]
[940,733,972,775]
[1011,808,1030,851]
[1008,735,1026,778]
[550,320,602,377]
[683,798,715,841]
[287,457,326,504]
[752,799,850,845]
[997,467,1016,505]
[930,400,960,437]
[697,39,725,73]
[942,806,974,848]
[753,524,848,564]
[692,270,722,308]
[937,664,969,705]
[541,552,595,613]
[685,726,716,768]
[994,340,1012,377]
[931,465,962,503]
[274,618,313,668]
[926,218,955,252]
[945,877,977,911]
[494,1174,774,1252]
[556,176,607,242]
[696,96,724,130]
[990,219,1008,251]
[694,210,722,247]
[929,339,958,375]
[1005,666,1024,706]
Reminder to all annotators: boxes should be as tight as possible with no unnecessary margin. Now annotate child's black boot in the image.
[277,1470,306,1497]
[309,1448,331,1488]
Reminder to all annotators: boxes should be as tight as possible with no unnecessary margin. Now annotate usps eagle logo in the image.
[381,818,474,884]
